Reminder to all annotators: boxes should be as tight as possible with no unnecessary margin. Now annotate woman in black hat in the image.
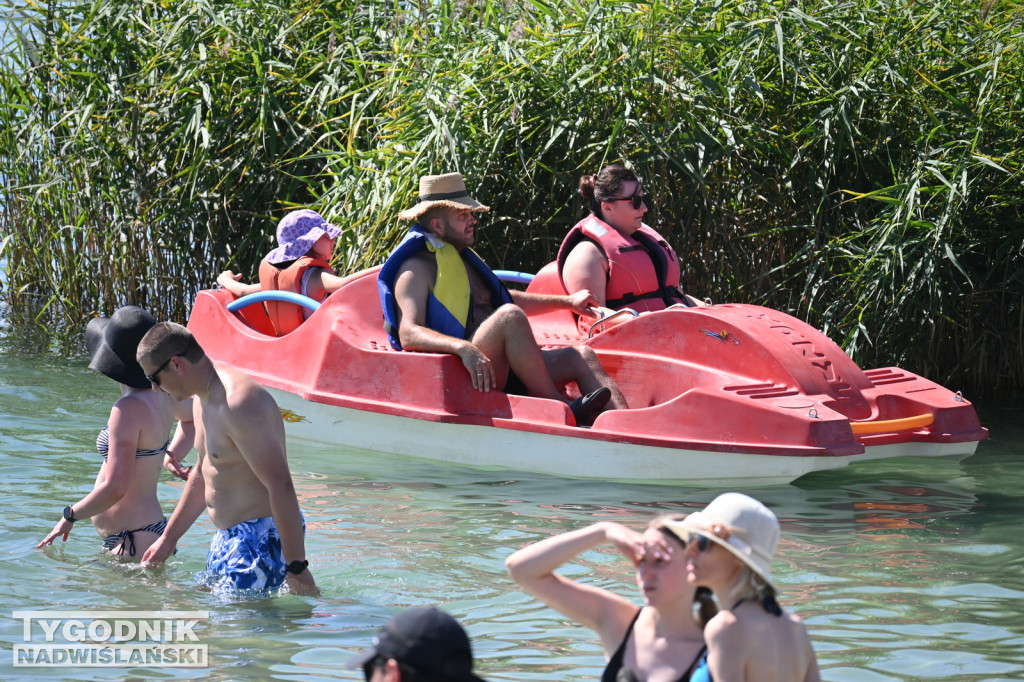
[36,306,194,560]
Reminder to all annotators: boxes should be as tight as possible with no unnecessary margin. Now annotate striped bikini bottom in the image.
[102,517,168,557]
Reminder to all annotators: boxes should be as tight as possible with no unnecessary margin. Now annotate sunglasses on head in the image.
[608,194,647,210]
[145,356,173,386]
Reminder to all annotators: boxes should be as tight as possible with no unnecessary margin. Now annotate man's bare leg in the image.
[542,346,629,410]
[471,304,564,401]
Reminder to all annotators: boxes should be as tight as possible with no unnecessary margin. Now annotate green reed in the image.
[1,0,1021,397]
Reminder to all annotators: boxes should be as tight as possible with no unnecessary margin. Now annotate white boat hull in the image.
[270,389,977,486]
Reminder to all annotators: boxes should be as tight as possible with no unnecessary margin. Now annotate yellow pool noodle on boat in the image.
[850,413,934,435]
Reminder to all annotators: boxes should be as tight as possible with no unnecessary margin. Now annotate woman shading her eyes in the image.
[506,517,716,681]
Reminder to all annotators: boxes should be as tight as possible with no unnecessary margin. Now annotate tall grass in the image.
[1,0,1021,397]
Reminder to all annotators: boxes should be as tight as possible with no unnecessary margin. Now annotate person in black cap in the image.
[36,306,194,560]
[349,607,487,682]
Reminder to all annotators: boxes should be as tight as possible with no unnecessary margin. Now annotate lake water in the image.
[1,350,1023,681]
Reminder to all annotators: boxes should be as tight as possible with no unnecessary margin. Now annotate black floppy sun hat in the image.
[86,306,157,389]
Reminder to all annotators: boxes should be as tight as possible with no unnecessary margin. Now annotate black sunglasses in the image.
[608,194,647,210]
[687,532,712,553]
[145,356,174,386]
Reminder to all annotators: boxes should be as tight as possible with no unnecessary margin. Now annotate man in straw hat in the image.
[348,607,488,682]
[378,172,627,427]
[664,493,821,682]
[136,322,318,596]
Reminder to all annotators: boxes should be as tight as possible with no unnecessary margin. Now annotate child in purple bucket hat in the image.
[217,209,347,336]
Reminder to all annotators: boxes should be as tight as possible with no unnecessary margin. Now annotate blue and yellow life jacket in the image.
[377,224,513,350]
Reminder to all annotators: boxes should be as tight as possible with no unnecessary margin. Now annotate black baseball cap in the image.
[348,607,486,682]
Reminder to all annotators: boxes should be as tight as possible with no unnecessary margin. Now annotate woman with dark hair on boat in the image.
[36,306,194,561]
[506,516,716,682]
[663,493,821,682]
[557,164,707,332]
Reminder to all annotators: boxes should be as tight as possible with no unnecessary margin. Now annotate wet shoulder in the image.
[112,390,171,422]
[109,391,174,445]
[218,366,279,423]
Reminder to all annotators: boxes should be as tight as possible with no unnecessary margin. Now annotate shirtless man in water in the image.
[137,322,317,596]
[378,172,628,426]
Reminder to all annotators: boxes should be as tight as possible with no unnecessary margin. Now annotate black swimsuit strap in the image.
[681,644,708,681]
[603,608,702,682]
[601,609,642,682]
[120,531,137,557]
[732,596,782,616]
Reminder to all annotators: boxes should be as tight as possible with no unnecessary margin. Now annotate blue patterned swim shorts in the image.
[206,515,304,592]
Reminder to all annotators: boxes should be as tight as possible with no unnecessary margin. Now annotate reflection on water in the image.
[1,353,1022,681]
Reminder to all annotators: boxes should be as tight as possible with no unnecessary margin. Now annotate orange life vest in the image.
[257,256,333,336]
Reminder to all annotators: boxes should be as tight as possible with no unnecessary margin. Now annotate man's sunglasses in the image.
[608,194,647,210]
[146,356,173,386]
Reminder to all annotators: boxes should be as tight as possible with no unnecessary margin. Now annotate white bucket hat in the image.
[398,172,490,221]
[664,492,780,590]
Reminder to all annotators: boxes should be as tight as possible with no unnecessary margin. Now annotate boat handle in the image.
[849,413,934,435]
[588,308,639,338]
[226,290,321,313]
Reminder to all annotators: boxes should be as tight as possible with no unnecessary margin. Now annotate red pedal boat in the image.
[186,262,987,486]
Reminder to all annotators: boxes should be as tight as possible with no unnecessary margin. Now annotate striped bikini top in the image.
[96,426,170,459]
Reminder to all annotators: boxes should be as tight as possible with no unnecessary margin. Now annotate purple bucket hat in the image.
[265,209,342,264]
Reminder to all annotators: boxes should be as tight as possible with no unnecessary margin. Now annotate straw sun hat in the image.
[398,172,490,221]
[664,492,780,590]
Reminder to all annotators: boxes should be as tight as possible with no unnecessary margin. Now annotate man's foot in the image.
[569,386,612,427]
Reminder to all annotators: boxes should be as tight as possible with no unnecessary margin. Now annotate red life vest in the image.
[557,215,685,311]
[257,256,333,336]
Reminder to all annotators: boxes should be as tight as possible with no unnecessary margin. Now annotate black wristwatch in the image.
[286,559,309,575]
[63,505,77,523]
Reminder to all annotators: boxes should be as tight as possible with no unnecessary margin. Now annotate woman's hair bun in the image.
[578,174,596,199]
